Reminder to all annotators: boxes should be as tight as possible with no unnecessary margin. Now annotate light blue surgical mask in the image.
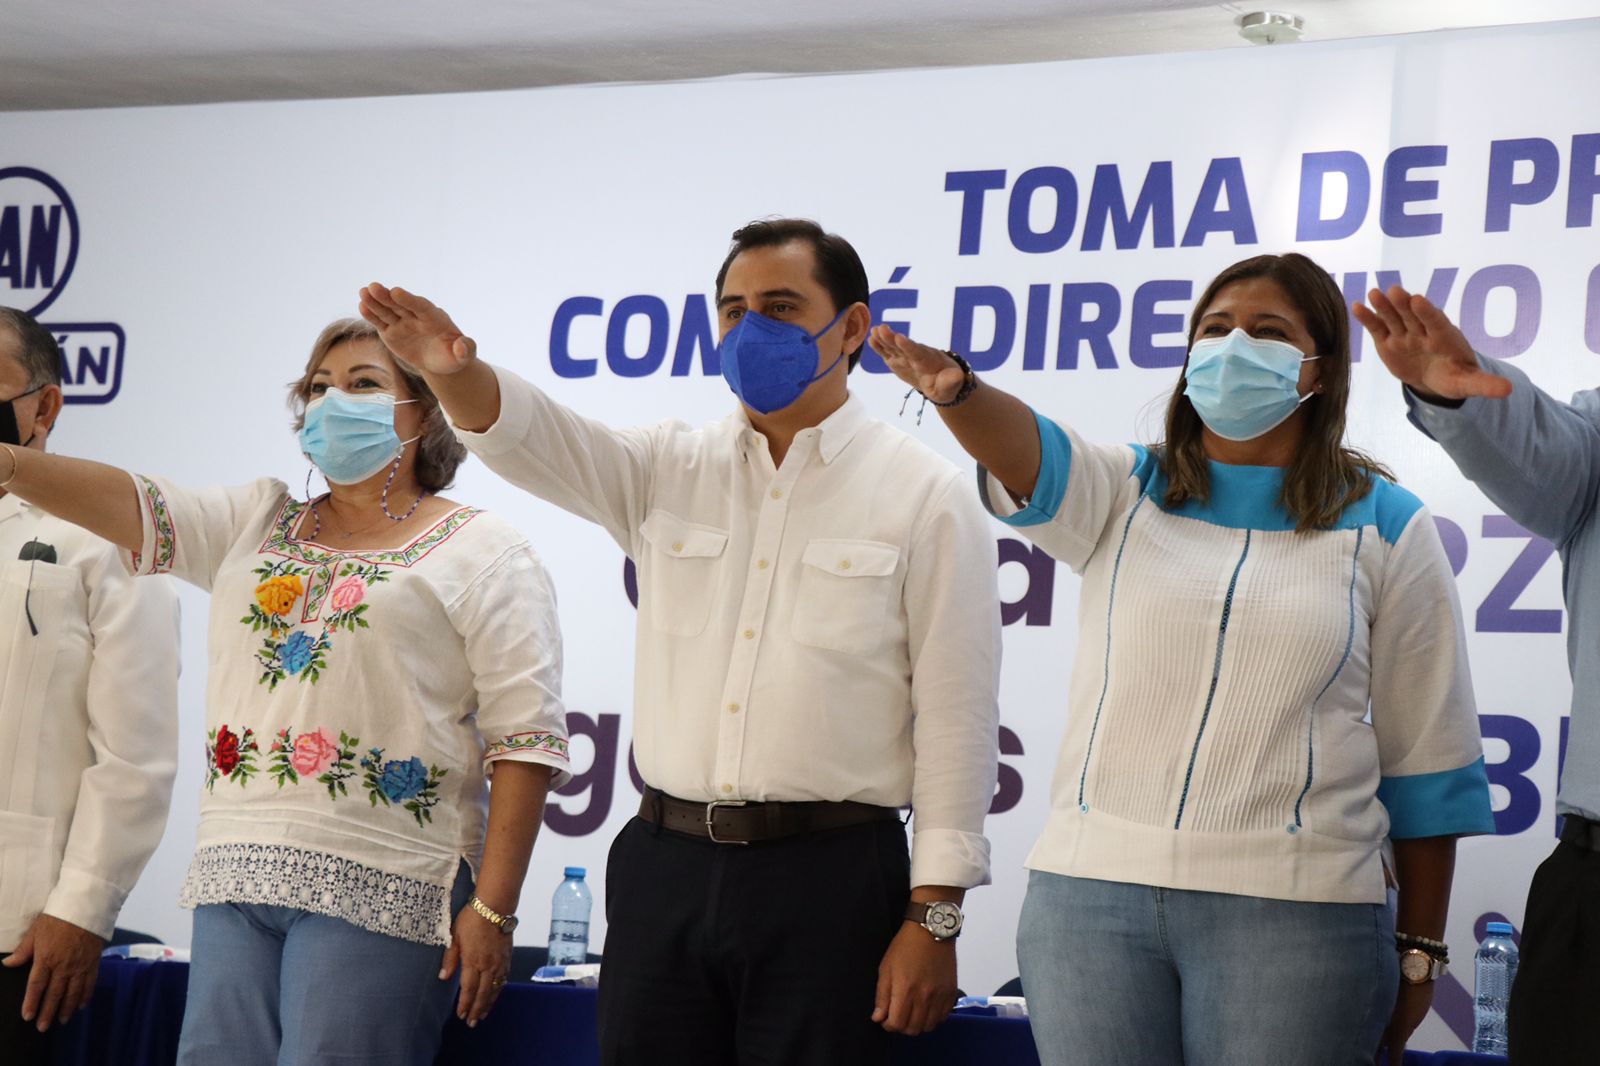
[1183,328,1319,442]
[299,388,418,485]
[720,308,849,414]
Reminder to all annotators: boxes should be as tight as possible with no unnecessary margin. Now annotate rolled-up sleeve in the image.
[903,471,1001,889]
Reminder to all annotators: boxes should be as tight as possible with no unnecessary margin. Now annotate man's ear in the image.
[842,302,872,369]
[31,384,64,443]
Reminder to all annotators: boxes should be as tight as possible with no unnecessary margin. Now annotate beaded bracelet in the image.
[1396,932,1450,960]
[899,351,979,425]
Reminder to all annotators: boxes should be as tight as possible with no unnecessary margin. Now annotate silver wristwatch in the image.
[905,900,964,941]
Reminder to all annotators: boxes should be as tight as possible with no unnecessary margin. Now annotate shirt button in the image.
[838,559,851,570]
[770,489,782,500]
[721,783,734,794]
[757,559,769,570]
[727,703,741,714]
[672,542,684,553]
[743,629,755,640]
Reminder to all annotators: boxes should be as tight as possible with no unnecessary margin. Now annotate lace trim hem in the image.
[179,842,453,946]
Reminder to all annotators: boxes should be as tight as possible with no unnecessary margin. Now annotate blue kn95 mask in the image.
[720,308,849,415]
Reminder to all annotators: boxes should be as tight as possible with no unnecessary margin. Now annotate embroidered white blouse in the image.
[126,475,571,945]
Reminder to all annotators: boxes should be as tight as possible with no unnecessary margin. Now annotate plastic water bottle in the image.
[1472,921,1519,1055]
[546,866,592,966]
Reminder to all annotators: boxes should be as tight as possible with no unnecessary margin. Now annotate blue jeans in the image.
[1017,871,1398,1066]
[176,862,472,1066]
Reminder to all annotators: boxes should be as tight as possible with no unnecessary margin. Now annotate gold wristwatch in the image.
[468,895,519,935]
[1399,947,1448,984]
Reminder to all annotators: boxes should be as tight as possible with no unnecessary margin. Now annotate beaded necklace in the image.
[303,451,428,543]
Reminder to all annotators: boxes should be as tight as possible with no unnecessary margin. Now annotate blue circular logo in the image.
[0,166,80,317]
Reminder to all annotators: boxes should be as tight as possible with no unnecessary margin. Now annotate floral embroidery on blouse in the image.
[267,726,360,797]
[360,747,449,827]
[227,501,479,689]
[265,499,481,570]
[205,725,261,790]
[210,724,450,828]
[131,475,178,575]
[240,559,390,688]
[483,731,570,762]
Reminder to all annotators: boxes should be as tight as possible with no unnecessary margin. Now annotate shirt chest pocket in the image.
[792,539,902,656]
[638,510,729,638]
[0,560,85,776]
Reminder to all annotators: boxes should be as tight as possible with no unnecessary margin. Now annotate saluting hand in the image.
[1352,285,1512,403]
[871,325,966,405]
[359,284,478,376]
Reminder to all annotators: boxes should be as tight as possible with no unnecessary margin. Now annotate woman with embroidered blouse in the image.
[873,254,1494,1066]
[0,318,571,1066]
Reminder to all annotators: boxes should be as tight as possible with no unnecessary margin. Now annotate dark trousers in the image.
[597,815,910,1066]
[1,957,50,1066]
[1507,840,1600,1064]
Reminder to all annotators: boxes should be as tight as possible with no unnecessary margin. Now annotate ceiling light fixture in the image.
[1237,11,1306,45]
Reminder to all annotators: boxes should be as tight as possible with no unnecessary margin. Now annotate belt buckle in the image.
[705,800,751,845]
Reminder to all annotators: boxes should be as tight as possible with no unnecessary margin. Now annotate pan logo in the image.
[0,166,124,404]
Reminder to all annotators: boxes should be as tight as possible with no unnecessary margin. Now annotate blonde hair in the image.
[286,318,467,493]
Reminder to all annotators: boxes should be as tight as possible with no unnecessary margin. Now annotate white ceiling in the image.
[3,0,1596,111]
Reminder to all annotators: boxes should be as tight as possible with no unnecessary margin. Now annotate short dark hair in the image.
[0,307,64,389]
[714,218,871,371]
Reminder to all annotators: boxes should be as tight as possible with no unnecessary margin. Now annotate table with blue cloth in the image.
[52,958,1514,1065]
[54,957,1040,1066]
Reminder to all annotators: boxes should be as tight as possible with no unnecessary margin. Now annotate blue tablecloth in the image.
[54,957,1041,1066]
[54,958,1511,1065]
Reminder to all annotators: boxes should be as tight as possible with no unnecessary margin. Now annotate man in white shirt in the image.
[358,218,1001,1065]
[0,307,179,1062]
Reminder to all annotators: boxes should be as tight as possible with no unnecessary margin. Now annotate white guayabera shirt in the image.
[125,476,571,945]
[0,493,179,952]
[455,366,1002,891]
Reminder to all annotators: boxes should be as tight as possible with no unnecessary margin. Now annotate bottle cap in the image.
[1486,921,1514,936]
[564,866,587,879]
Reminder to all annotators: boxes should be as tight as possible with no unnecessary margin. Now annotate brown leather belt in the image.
[638,786,900,845]
[1560,814,1600,852]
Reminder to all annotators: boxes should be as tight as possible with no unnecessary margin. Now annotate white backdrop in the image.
[4,17,1600,1050]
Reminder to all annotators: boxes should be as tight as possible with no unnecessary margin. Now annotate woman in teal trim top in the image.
[875,253,1493,1066]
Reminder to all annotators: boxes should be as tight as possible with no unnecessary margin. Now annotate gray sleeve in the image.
[1406,355,1600,547]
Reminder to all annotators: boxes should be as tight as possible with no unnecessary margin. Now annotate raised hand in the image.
[871,325,965,404]
[359,283,477,376]
[1352,285,1512,402]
